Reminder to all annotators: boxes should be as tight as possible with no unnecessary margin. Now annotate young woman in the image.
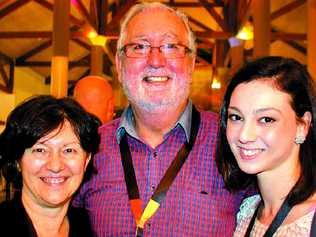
[0,95,100,237]
[217,56,316,236]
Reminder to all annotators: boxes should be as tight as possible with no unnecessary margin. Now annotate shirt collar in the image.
[116,100,193,144]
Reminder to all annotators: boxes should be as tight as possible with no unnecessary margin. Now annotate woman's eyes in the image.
[228,114,242,121]
[63,148,77,154]
[259,117,276,124]
[32,148,46,153]
[228,114,276,124]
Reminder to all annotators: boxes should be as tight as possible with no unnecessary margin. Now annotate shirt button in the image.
[151,185,155,191]
[153,152,157,158]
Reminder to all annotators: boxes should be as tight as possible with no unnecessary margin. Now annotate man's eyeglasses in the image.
[120,43,192,59]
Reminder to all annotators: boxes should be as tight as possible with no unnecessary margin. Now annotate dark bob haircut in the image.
[216,56,316,206]
[0,95,101,188]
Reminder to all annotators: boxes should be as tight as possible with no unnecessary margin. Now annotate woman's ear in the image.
[297,111,312,138]
[84,154,92,171]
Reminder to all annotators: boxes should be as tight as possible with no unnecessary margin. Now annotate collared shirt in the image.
[73,102,245,237]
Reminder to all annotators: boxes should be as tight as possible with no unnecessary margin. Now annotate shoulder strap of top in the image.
[310,210,316,237]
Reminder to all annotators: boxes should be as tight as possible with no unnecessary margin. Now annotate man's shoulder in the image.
[98,117,121,137]
[198,110,219,128]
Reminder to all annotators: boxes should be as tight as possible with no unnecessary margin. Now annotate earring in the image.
[294,135,305,144]
[15,161,21,172]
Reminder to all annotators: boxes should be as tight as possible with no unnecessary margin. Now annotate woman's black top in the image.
[0,194,93,237]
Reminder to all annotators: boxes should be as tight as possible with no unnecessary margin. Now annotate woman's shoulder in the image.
[237,194,261,222]
[68,206,93,237]
[0,198,32,235]
[0,198,18,219]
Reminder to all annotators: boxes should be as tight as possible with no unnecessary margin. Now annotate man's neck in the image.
[132,101,188,148]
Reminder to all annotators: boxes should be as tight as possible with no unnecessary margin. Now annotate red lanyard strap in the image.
[119,106,200,236]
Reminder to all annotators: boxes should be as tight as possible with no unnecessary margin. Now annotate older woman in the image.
[0,95,100,237]
[217,56,316,236]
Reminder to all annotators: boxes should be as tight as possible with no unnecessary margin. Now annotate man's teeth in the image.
[145,76,168,82]
[41,177,66,184]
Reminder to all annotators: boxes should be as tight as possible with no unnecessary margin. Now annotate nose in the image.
[239,121,257,144]
[147,47,166,68]
[46,152,64,173]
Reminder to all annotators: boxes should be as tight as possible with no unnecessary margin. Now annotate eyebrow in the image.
[228,106,282,115]
[131,33,180,42]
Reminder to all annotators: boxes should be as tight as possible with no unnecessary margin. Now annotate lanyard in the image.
[244,195,292,237]
[119,106,200,237]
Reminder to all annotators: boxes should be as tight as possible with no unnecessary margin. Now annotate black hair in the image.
[0,95,101,189]
[216,56,316,206]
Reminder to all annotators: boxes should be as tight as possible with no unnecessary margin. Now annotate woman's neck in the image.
[257,159,301,224]
[21,192,70,237]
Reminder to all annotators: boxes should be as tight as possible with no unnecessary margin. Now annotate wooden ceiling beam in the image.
[271,0,306,21]
[0,0,12,9]
[282,40,306,54]
[0,63,9,85]
[0,31,52,38]
[69,54,90,69]
[0,84,10,93]
[237,0,252,26]
[33,0,84,26]
[197,42,214,50]
[188,16,215,31]
[0,50,13,63]
[223,0,239,33]
[106,0,137,30]
[71,38,91,51]
[169,2,223,7]
[195,30,232,39]
[71,0,95,28]
[96,0,108,34]
[271,32,306,41]
[16,60,89,67]
[16,39,52,62]
[0,0,31,20]
[199,0,228,31]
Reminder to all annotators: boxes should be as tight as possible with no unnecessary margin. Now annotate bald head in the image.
[74,75,114,123]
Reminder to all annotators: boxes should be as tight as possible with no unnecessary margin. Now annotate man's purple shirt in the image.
[73,103,244,236]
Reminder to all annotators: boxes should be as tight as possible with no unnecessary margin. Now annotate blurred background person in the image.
[0,95,100,237]
[217,56,316,236]
[73,75,115,124]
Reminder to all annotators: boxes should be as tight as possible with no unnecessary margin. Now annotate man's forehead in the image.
[124,8,188,42]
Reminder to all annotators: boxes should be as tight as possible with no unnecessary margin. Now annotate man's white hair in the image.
[116,2,196,55]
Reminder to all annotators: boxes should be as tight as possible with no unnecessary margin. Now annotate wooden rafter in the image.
[271,0,306,21]
[16,39,52,63]
[271,32,306,41]
[0,50,12,63]
[195,30,232,39]
[33,0,83,26]
[15,60,89,67]
[0,51,14,93]
[283,40,306,54]
[96,0,108,34]
[237,0,252,28]
[71,0,95,28]
[0,62,9,85]
[188,16,215,32]
[169,2,223,7]
[0,0,12,9]
[199,0,228,32]
[0,0,31,20]
[223,0,238,33]
[72,38,91,51]
[106,0,137,31]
